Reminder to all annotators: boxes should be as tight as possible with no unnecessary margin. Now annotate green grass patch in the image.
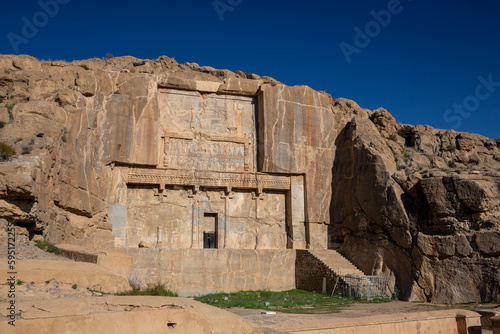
[195,289,392,314]
[401,146,410,161]
[6,104,14,122]
[6,103,14,113]
[35,240,60,255]
[61,127,67,143]
[117,283,178,297]
[398,126,412,139]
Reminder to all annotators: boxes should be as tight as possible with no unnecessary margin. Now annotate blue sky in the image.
[1,0,499,139]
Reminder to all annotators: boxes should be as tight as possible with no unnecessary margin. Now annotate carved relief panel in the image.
[158,89,256,173]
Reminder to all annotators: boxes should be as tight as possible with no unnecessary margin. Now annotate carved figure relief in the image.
[162,132,250,172]
[158,89,256,173]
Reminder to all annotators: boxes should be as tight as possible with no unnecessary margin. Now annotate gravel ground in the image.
[0,243,67,261]
[0,234,87,302]
[0,231,67,261]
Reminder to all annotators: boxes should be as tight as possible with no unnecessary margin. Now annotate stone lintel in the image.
[126,168,291,191]
[218,77,262,96]
[158,77,221,93]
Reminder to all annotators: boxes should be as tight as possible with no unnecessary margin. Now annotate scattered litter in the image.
[261,311,276,315]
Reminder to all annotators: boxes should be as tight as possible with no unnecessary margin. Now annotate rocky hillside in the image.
[330,101,500,303]
[0,54,499,303]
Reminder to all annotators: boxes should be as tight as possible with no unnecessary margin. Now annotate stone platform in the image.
[121,248,297,296]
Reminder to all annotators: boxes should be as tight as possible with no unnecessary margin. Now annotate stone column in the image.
[221,187,233,249]
[189,187,200,249]
[252,188,264,249]
[290,175,307,249]
[156,226,164,248]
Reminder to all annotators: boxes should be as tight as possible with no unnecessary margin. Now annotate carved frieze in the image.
[126,168,291,191]
[162,132,251,172]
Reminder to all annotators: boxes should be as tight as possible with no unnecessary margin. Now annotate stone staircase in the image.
[307,249,365,277]
[305,250,392,298]
[296,249,391,298]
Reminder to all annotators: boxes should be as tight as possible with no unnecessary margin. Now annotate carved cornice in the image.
[126,168,291,190]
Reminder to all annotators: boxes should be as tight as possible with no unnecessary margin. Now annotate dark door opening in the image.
[203,213,217,249]
[203,232,216,249]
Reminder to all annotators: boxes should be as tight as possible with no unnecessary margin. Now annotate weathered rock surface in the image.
[0,54,499,303]
[0,259,131,293]
[0,296,262,334]
[331,101,500,303]
[258,84,334,225]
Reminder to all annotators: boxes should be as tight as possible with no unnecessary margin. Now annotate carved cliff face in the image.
[0,54,333,251]
[0,54,499,304]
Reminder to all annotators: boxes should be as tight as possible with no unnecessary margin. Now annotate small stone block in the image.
[492,315,500,334]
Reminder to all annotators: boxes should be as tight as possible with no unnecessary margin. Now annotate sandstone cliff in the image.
[330,103,500,303]
[0,54,498,303]
[0,55,334,248]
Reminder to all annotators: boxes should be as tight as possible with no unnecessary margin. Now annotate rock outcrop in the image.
[330,104,500,303]
[0,54,499,303]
